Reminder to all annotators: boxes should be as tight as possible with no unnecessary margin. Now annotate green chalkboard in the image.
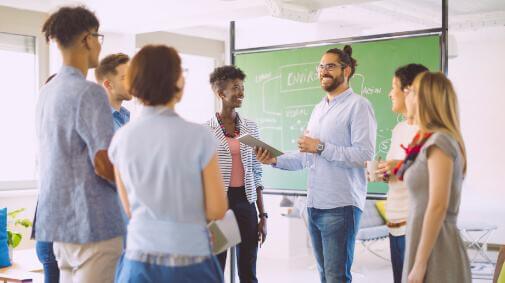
[235,35,440,194]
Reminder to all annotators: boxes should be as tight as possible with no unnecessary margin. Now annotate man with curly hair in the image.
[35,6,124,282]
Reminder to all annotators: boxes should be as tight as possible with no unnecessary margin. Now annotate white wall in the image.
[449,26,505,245]
[136,31,225,121]
[178,53,216,123]
[136,31,225,63]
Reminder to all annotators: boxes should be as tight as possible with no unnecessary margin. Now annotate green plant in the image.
[7,208,32,249]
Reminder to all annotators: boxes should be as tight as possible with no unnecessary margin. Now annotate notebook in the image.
[207,210,241,255]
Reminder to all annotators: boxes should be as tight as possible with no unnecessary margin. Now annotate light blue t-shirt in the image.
[108,106,217,256]
[35,65,125,243]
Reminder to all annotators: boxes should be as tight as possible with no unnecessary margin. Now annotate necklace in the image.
[216,112,240,138]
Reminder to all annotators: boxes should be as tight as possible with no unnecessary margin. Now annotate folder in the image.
[207,210,241,255]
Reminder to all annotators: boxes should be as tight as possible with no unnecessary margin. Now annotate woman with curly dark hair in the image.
[206,65,267,283]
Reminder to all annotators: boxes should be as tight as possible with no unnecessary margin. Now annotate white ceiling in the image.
[1,0,504,45]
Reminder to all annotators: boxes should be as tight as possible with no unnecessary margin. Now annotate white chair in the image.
[458,222,497,266]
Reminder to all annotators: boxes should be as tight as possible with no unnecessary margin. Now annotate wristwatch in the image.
[316,142,325,155]
[259,213,269,219]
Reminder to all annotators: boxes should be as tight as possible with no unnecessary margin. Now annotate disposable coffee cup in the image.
[366,160,379,182]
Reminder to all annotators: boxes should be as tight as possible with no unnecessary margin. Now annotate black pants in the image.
[217,187,258,283]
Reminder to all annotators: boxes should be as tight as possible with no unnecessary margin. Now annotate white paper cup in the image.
[366,160,379,182]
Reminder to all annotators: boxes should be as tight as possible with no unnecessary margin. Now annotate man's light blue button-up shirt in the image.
[274,88,377,211]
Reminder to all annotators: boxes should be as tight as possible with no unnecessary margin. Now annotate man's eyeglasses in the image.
[316,62,346,72]
[90,32,104,45]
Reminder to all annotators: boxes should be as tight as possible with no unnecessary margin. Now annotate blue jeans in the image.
[307,206,362,283]
[115,253,223,283]
[389,234,405,283]
[36,241,59,283]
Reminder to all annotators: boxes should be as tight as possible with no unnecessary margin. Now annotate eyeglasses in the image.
[316,62,346,72]
[90,32,104,45]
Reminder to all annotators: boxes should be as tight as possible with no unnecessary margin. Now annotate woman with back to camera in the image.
[108,45,228,282]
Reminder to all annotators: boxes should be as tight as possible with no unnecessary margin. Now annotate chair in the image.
[458,222,497,266]
[355,200,389,261]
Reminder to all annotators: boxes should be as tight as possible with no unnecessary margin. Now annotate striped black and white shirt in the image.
[206,113,263,204]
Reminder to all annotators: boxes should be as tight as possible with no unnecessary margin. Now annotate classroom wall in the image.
[136,31,225,64]
[449,26,505,245]
[136,31,224,120]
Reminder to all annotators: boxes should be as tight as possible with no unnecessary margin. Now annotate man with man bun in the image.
[256,46,377,283]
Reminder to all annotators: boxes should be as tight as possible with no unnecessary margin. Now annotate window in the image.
[0,33,38,188]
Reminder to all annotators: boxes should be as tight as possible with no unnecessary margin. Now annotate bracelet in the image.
[383,172,390,183]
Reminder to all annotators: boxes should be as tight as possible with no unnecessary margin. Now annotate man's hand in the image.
[298,135,320,153]
[255,147,277,165]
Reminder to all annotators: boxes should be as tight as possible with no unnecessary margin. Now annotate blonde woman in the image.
[394,72,470,283]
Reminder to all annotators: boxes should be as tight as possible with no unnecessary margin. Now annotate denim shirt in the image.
[112,106,130,131]
[35,66,125,243]
[275,88,377,211]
